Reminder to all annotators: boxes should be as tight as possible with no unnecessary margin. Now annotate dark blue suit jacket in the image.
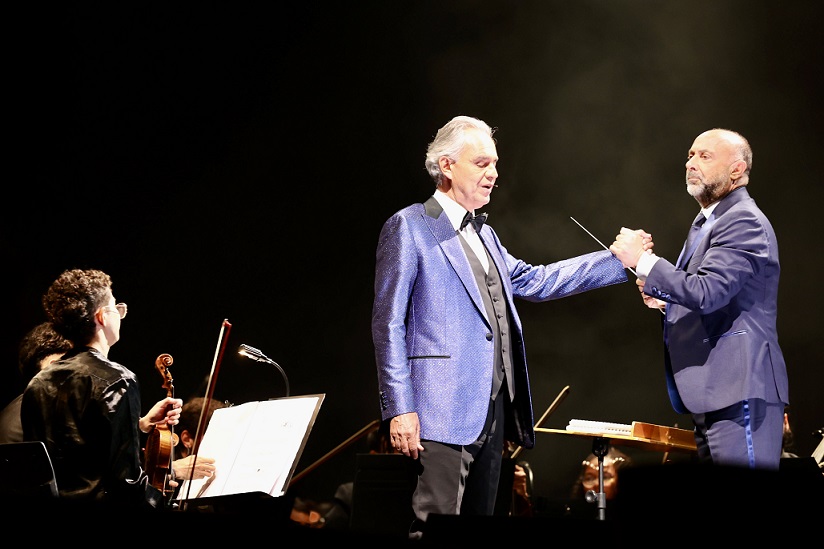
[644,187,788,414]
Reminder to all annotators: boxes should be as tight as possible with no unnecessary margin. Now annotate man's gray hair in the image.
[425,116,495,186]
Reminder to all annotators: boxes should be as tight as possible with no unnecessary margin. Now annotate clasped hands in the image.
[609,227,666,312]
[609,227,652,270]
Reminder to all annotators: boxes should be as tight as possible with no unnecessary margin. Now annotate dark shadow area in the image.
[9,460,822,546]
[615,461,823,523]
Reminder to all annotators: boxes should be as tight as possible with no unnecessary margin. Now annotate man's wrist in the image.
[139,417,155,434]
[636,252,659,278]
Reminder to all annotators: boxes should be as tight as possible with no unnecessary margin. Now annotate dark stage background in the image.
[5,1,822,507]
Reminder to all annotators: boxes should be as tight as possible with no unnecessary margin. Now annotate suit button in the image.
[486,333,493,341]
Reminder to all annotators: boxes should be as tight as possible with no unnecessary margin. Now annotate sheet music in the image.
[178,395,323,500]
[567,418,633,436]
[538,420,697,454]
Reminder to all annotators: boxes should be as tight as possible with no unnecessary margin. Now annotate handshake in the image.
[609,227,666,313]
[609,227,652,271]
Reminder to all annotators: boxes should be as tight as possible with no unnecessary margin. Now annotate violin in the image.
[144,353,179,497]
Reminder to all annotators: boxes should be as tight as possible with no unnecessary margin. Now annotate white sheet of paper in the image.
[178,395,322,499]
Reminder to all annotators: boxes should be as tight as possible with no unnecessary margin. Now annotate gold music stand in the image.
[537,421,697,520]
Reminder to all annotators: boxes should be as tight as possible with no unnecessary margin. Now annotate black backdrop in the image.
[5,1,822,506]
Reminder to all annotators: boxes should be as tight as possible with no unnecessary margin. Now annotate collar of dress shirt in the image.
[433,190,473,232]
[700,201,719,220]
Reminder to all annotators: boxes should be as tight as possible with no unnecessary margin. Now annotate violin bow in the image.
[180,318,232,508]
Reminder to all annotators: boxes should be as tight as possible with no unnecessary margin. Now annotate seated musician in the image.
[170,397,228,483]
[21,268,182,509]
[566,446,633,517]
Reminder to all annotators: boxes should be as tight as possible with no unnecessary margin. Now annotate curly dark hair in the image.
[18,321,73,381]
[42,269,113,345]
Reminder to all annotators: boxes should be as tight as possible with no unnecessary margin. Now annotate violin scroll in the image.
[144,353,179,498]
[155,353,174,395]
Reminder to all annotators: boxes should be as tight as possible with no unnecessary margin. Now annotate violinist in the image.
[170,397,226,485]
[21,268,182,510]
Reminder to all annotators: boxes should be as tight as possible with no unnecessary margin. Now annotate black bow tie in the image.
[460,211,488,232]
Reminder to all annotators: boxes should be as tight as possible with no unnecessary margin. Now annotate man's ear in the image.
[439,156,453,181]
[179,429,194,449]
[729,159,746,181]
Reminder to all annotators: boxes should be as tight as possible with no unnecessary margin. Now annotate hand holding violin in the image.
[139,397,183,433]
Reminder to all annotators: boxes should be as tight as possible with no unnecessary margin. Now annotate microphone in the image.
[493,184,499,188]
[238,344,290,397]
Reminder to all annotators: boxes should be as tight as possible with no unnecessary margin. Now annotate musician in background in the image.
[495,442,535,517]
[0,322,72,443]
[780,406,798,459]
[21,268,182,509]
[171,396,227,482]
[569,446,633,503]
[560,446,633,519]
[509,461,534,517]
[290,496,332,528]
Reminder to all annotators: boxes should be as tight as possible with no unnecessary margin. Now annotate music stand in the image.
[537,421,697,520]
[586,436,611,521]
[176,394,324,508]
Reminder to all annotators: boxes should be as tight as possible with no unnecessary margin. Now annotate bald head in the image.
[697,128,752,180]
[685,128,753,207]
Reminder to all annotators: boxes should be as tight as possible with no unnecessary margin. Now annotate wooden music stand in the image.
[536,421,697,520]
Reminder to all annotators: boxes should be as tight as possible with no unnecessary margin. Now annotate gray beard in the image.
[687,176,727,206]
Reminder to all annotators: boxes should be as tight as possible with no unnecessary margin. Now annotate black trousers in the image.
[410,391,507,535]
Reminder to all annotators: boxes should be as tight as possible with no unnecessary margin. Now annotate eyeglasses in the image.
[101,303,128,319]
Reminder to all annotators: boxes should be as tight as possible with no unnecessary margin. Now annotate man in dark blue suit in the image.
[611,128,788,470]
[372,115,637,538]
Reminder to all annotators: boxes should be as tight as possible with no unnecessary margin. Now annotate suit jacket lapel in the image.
[422,197,488,321]
[677,187,750,269]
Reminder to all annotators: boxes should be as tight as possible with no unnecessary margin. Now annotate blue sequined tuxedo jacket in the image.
[372,196,628,449]
[644,187,788,414]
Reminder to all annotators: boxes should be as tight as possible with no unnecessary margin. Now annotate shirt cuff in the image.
[636,252,659,279]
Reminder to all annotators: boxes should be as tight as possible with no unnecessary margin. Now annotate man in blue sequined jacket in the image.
[371,115,637,536]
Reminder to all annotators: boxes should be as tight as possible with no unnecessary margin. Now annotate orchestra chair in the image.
[0,441,59,499]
